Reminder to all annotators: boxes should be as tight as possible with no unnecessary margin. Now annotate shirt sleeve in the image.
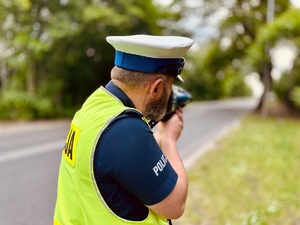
[94,113,178,205]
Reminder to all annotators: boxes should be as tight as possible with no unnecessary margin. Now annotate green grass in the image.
[177,114,300,225]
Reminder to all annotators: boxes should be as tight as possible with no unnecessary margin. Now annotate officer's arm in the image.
[149,109,188,219]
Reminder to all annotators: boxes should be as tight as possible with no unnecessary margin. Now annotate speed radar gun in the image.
[149,85,192,128]
[162,85,192,121]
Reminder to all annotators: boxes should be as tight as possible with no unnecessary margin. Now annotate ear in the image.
[149,78,163,98]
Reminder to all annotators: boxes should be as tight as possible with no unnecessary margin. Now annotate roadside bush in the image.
[273,56,300,113]
[0,90,55,120]
[290,86,300,107]
[273,73,300,112]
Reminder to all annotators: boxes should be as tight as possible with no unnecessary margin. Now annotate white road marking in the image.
[0,139,65,164]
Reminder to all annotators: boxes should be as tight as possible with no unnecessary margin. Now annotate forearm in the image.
[160,139,188,203]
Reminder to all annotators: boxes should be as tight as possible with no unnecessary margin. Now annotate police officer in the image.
[54,34,194,225]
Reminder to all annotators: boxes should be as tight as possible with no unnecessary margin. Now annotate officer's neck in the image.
[111,79,149,115]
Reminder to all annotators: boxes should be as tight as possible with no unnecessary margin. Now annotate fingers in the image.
[168,108,183,131]
[175,108,183,121]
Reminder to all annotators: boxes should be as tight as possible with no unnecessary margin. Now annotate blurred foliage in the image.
[182,40,251,100]
[290,86,300,107]
[1,0,300,119]
[273,55,300,111]
[0,0,184,120]
[247,7,300,111]
[181,0,299,110]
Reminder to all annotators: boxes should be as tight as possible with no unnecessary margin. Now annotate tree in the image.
[0,0,183,119]
[246,7,300,112]
[180,0,291,105]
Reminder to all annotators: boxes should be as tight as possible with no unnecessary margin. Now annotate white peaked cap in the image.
[106,34,194,82]
[106,34,194,58]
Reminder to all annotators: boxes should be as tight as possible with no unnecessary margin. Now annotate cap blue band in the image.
[114,51,184,74]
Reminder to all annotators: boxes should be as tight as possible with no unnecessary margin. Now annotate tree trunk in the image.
[0,61,8,93]
[26,61,36,95]
[260,61,272,116]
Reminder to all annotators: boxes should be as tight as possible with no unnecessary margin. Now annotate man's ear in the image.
[149,78,163,97]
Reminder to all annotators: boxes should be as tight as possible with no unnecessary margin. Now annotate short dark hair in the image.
[111,66,168,89]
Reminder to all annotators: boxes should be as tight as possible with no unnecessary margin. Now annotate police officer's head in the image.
[107,35,194,121]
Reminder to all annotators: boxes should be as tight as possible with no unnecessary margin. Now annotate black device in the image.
[161,85,192,121]
[148,85,192,128]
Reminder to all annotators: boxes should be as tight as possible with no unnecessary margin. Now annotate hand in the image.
[155,108,183,146]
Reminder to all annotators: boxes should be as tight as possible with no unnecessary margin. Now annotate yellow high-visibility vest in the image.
[54,86,168,225]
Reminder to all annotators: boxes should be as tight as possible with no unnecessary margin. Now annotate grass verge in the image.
[176,114,300,225]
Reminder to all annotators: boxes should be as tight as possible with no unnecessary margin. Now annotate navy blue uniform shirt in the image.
[93,81,178,221]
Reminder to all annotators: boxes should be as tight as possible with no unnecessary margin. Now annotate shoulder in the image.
[106,110,151,138]
[95,110,154,164]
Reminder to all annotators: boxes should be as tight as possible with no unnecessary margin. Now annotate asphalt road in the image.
[0,97,258,225]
